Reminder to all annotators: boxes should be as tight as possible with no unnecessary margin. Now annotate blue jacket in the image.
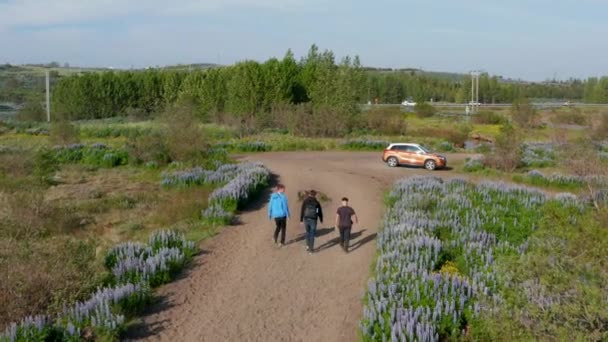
[268,192,290,219]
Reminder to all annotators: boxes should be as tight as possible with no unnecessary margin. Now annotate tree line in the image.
[50,45,607,123]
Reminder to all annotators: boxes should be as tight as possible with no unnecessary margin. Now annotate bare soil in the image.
[128,152,470,342]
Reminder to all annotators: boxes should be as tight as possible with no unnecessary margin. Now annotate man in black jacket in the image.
[300,190,323,254]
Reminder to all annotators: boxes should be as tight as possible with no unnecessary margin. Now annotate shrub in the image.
[234,141,272,152]
[207,162,270,211]
[593,113,608,140]
[49,121,80,146]
[447,123,472,148]
[271,103,361,137]
[463,155,485,172]
[341,139,389,150]
[15,101,46,122]
[484,123,522,172]
[81,125,153,139]
[551,108,587,126]
[436,141,454,152]
[161,164,241,187]
[414,102,436,118]
[49,143,129,168]
[519,142,557,168]
[162,162,270,225]
[515,170,586,189]
[510,97,539,128]
[126,132,171,166]
[472,111,507,125]
[363,107,407,135]
[161,99,209,162]
[125,107,150,121]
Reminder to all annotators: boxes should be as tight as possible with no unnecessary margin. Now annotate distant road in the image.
[363,102,608,109]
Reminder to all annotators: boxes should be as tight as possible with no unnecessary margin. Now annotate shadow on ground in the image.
[316,229,368,252]
[397,165,454,172]
[287,227,336,245]
[349,232,377,252]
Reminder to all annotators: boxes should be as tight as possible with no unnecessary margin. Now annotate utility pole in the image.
[470,70,481,114]
[45,70,51,122]
[471,74,474,105]
[476,74,479,107]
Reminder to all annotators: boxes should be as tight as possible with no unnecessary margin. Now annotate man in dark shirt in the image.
[300,190,323,254]
[335,197,358,253]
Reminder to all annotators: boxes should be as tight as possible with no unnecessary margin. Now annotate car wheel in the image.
[387,157,398,167]
[424,159,436,171]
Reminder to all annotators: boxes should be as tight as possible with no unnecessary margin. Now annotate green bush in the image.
[49,144,128,168]
[511,97,539,128]
[472,111,507,125]
[341,139,389,150]
[15,101,46,122]
[593,113,608,140]
[80,125,153,139]
[161,99,209,162]
[127,132,171,166]
[414,102,436,118]
[362,107,407,135]
[551,108,587,126]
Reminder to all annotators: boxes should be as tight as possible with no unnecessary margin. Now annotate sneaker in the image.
[279,243,285,248]
[305,245,310,251]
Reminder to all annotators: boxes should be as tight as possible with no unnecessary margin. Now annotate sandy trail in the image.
[128,152,468,342]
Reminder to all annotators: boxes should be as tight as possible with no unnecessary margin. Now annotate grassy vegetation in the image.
[0,113,267,338]
[1,99,607,340]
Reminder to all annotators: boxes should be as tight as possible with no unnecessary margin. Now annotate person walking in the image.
[335,197,358,253]
[268,184,290,247]
[300,190,323,254]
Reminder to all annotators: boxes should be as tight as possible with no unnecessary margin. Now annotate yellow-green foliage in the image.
[439,261,460,276]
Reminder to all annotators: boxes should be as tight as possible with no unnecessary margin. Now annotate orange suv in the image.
[382,143,447,170]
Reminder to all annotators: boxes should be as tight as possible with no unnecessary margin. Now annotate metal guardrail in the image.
[362,103,608,110]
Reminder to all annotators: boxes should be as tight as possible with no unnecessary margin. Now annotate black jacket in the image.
[300,197,323,222]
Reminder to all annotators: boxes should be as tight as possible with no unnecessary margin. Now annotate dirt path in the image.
[128,152,469,342]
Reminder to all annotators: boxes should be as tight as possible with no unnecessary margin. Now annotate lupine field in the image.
[516,169,587,189]
[361,176,607,341]
[162,162,271,225]
[0,230,196,342]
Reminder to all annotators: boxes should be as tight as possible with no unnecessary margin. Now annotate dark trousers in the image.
[274,217,287,244]
[339,226,352,250]
[304,218,318,250]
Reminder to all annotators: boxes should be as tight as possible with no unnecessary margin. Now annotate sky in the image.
[0,0,607,81]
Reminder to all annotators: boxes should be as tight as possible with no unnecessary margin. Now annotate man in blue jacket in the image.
[268,184,290,246]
